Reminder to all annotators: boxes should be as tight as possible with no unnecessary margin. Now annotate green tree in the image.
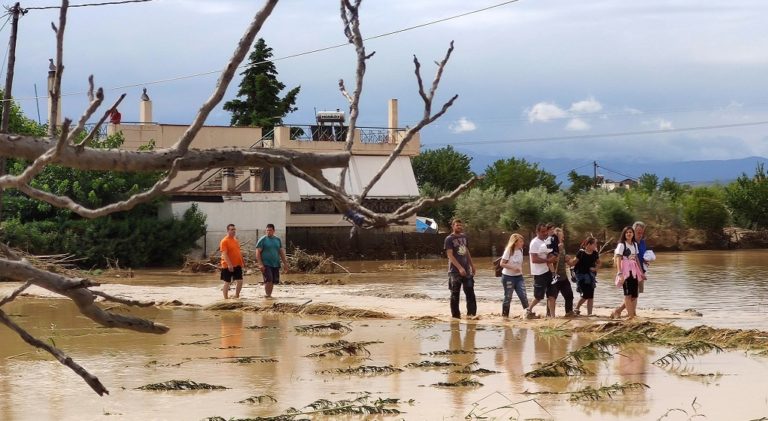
[624,189,684,231]
[500,186,568,234]
[659,177,686,200]
[454,186,508,231]
[412,145,474,191]
[683,187,729,232]
[482,157,559,195]
[725,163,768,229]
[637,173,659,194]
[418,183,455,229]
[567,170,594,198]
[223,38,301,130]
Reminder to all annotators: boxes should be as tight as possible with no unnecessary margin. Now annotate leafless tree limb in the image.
[0,309,109,395]
[0,120,72,188]
[47,0,67,136]
[0,280,32,306]
[170,0,278,154]
[91,290,155,307]
[76,93,125,149]
[358,42,457,202]
[337,0,372,190]
[15,157,184,218]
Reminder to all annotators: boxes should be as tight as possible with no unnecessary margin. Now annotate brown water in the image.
[1,250,768,420]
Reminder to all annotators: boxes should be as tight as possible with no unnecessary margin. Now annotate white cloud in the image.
[527,102,567,123]
[623,107,644,115]
[449,117,477,133]
[565,118,591,131]
[569,97,603,114]
[658,119,673,130]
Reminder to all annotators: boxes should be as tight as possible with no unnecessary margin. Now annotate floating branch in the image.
[245,325,277,330]
[432,377,483,387]
[286,395,402,416]
[229,357,279,364]
[526,358,591,378]
[295,322,352,335]
[138,380,228,391]
[653,341,724,367]
[318,365,404,375]
[305,340,382,358]
[237,394,277,404]
[455,361,499,375]
[420,349,477,356]
[569,382,649,401]
[406,360,461,368]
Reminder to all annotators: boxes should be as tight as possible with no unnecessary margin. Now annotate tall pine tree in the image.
[223,38,300,130]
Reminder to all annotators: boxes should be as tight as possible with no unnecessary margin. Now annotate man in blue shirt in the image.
[255,223,290,298]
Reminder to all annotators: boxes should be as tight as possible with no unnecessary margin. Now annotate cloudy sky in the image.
[8,0,768,164]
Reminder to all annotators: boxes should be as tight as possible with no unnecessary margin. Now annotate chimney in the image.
[249,168,262,192]
[222,167,236,191]
[47,69,62,128]
[139,87,152,124]
[387,98,398,143]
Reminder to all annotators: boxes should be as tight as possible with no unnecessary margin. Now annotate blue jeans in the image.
[501,274,528,317]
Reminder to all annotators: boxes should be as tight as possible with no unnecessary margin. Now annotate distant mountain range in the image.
[463,153,768,186]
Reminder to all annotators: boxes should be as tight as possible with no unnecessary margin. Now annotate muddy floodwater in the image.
[1,250,768,420]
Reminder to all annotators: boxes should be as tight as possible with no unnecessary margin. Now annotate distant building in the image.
[596,175,637,191]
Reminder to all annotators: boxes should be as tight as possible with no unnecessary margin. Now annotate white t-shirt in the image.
[614,242,638,257]
[529,237,549,275]
[501,248,523,276]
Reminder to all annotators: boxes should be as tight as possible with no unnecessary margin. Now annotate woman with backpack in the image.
[499,233,529,318]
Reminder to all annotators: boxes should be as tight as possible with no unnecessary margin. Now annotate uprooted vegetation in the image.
[209,393,410,419]
[528,320,767,379]
[523,382,650,402]
[305,339,383,358]
[204,301,391,319]
[294,321,352,335]
[318,365,404,375]
[138,380,228,391]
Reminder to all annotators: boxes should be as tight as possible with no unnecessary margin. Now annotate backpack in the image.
[492,257,503,277]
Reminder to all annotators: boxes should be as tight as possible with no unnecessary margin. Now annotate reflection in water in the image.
[445,321,477,408]
[220,313,243,358]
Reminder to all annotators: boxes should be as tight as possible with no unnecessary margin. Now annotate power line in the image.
[25,0,151,10]
[436,120,768,146]
[597,164,639,181]
[11,0,520,102]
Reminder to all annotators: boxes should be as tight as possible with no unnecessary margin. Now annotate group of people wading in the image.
[445,219,651,320]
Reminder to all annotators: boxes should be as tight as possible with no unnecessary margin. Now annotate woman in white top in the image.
[500,233,528,318]
[611,226,646,319]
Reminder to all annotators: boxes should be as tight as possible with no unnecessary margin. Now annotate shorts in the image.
[533,272,553,300]
[622,275,639,298]
[220,266,243,282]
[575,272,595,299]
[262,266,280,284]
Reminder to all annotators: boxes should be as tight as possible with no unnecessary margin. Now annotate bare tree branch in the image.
[388,175,480,223]
[0,135,350,173]
[357,42,457,202]
[15,157,184,218]
[91,290,155,307]
[337,0,372,190]
[0,309,109,395]
[0,280,32,307]
[47,0,68,137]
[0,120,72,187]
[76,93,126,148]
[170,0,278,154]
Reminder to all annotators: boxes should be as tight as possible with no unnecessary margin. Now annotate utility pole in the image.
[593,160,598,188]
[0,2,24,221]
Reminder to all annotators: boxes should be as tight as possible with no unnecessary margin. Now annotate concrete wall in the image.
[162,198,288,258]
[113,124,263,150]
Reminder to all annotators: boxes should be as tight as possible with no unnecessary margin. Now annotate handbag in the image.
[492,257,503,277]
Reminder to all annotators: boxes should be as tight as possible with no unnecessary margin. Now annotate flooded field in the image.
[1,250,768,420]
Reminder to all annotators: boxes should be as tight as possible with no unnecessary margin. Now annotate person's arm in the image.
[221,243,233,271]
[279,247,290,273]
[446,248,467,277]
[466,248,475,276]
[254,248,263,271]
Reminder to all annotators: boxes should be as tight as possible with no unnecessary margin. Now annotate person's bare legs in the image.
[265,281,274,298]
[627,297,638,319]
[547,297,556,318]
[222,281,230,299]
[234,279,243,298]
[586,298,594,315]
[575,297,586,313]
